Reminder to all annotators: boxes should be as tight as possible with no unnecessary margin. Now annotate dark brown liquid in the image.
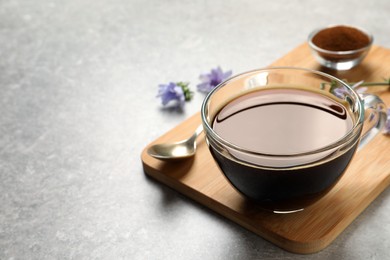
[210,88,358,211]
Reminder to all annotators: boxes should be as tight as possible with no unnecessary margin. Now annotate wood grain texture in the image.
[141,43,390,254]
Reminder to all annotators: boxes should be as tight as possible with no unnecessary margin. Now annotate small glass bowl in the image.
[308,25,373,70]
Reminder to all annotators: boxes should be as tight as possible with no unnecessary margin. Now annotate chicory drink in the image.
[213,88,353,157]
[209,87,357,210]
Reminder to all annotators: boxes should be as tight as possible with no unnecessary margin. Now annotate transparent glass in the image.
[308,26,373,70]
[201,67,387,212]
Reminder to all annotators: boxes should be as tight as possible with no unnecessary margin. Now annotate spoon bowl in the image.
[147,125,203,160]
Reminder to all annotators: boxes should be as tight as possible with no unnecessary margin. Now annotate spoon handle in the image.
[190,125,203,143]
[195,125,203,137]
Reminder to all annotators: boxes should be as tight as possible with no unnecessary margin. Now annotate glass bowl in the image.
[308,25,373,70]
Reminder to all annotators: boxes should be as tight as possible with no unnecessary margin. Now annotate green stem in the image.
[177,82,193,101]
[320,79,390,91]
[353,82,390,87]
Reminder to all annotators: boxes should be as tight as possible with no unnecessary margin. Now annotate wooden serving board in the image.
[141,43,390,254]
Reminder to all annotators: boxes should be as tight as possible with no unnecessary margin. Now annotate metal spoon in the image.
[147,125,203,160]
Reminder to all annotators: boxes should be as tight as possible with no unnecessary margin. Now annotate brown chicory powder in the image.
[312,26,370,51]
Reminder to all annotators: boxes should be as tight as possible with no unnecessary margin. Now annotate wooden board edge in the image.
[139,43,390,254]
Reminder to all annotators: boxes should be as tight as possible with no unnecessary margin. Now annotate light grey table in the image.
[1,0,389,259]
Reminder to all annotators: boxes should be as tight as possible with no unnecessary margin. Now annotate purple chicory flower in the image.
[328,78,390,135]
[157,82,185,109]
[157,82,193,109]
[332,80,365,98]
[197,67,232,93]
[332,86,366,99]
[384,108,390,135]
[332,87,347,99]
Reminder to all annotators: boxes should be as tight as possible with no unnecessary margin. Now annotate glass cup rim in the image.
[200,66,364,158]
[307,24,374,55]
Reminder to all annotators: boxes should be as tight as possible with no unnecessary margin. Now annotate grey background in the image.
[1,0,389,259]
